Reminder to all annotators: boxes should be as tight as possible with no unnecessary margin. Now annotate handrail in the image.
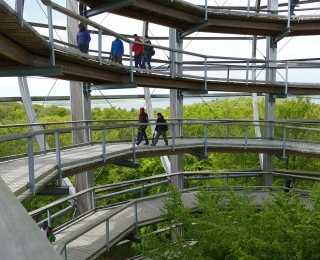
[54,185,311,255]
[35,0,320,65]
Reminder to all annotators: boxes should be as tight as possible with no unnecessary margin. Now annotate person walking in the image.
[132,34,143,71]
[151,113,168,146]
[77,22,91,54]
[290,0,299,16]
[142,35,152,70]
[110,37,124,64]
[136,107,149,145]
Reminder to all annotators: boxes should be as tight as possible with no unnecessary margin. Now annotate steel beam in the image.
[180,90,208,95]
[37,185,70,196]
[190,152,208,160]
[85,0,135,17]
[178,20,210,39]
[271,27,292,50]
[0,66,62,77]
[114,160,139,169]
[91,83,137,90]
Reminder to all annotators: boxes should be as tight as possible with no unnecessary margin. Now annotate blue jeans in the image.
[142,56,151,70]
[134,53,143,69]
[137,128,149,144]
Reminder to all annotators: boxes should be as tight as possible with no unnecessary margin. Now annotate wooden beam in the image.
[0,33,33,65]
[0,60,25,67]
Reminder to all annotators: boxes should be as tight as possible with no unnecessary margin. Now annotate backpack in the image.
[163,119,168,132]
[151,47,155,56]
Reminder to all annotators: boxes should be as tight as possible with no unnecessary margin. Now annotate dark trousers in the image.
[137,128,149,144]
[142,56,152,70]
[78,44,89,54]
[134,53,143,69]
[153,131,168,146]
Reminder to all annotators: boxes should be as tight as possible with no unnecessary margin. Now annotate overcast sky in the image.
[1,0,320,99]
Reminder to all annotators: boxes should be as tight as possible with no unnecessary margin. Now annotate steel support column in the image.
[169,28,183,190]
[252,0,263,170]
[68,0,94,214]
[262,0,278,186]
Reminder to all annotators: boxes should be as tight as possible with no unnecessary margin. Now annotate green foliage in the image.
[138,184,320,260]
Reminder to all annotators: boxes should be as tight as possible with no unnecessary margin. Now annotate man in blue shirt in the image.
[110,37,124,64]
[77,23,91,54]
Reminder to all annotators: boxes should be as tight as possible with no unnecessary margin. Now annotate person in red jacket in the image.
[132,34,143,71]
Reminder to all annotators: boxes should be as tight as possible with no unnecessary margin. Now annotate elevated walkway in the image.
[80,0,320,36]
[1,0,320,95]
[1,120,320,202]
[32,186,311,260]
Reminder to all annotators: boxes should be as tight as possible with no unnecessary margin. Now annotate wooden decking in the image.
[51,187,311,260]
[1,138,320,203]
[1,1,320,95]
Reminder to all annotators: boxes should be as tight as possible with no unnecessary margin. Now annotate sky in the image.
[1,0,320,100]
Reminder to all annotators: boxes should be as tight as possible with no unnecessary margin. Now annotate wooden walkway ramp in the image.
[1,1,320,95]
[2,138,320,203]
[52,188,278,260]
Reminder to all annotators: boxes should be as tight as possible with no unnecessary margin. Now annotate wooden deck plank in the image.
[2,139,320,202]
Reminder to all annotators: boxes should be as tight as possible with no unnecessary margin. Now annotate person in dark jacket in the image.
[77,23,91,54]
[151,113,168,146]
[110,37,124,64]
[136,107,149,145]
[132,34,143,70]
[142,35,152,70]
[284,179,294,193]
[290,0,299,16]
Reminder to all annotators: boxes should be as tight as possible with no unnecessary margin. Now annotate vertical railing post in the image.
[55,132,62,186]
[282,127,287,158]
[246,60,249,85]
[129,43,133,82]
[16,0,24,26]
[171,50,175,78]
[98,28,102,65]
[91,190,95,209]
[205,0,208,20]
[204,57,207,90]
[204,124,208,157]
[102,127,106,162]
[245,125,249,149]
[227,65,230,82]
[172,124,175,151]
[43,124,47,154]
[247,0,251,17]
[47,3,55,66]
[285,62,289,95]
[132,125,136,163]
[141,181,144,198]
[47,209,51,227]
[226,122,229,139]
[62,246,67,260]
[27,136,35,194]
[288,0,291,27]
[134,201,138,235]
[106,219,110,251]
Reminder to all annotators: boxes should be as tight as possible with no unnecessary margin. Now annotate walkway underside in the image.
[79,0,320,36]
[1,138,320,203]
[1,2,320,95]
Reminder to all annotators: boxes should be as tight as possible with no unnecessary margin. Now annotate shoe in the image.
[165,143,168,146]
[150,144,155,146]
[143,143,149,145]
[135,142,139,146]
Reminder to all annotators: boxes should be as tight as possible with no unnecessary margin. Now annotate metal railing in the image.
[2,119,320,195]
[3,0,320,90]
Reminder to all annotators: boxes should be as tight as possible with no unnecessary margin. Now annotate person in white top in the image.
[41,221,48,237]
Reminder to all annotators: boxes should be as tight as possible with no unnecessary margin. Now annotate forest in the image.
[1,96,320,259]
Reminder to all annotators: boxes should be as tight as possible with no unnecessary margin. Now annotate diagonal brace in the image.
[178,20,210,39]
[271,27,292,50]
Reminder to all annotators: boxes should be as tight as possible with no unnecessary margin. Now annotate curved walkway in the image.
[2,136,320,202]
[50,186,310,260]
[1,1,320,95]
